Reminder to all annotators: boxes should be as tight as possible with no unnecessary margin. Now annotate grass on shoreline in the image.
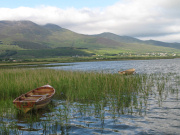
[0,55,179,67]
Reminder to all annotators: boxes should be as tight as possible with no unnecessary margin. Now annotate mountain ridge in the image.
[95,32,180,49]
[0,20,180,59]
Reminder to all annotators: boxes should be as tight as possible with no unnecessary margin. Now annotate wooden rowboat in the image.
[118,68,135,75]
[13,85,55,113]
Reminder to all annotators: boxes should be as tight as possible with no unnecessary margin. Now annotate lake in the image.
[1,59,180,134]
[47,58,180,135]
[46,58,180,75]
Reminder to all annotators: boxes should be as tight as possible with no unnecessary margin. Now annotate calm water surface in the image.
[46,58,180,75]
[1,59,180,134]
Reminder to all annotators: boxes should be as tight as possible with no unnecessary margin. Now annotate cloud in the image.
[0,0,180,42]
[138,33,180,43]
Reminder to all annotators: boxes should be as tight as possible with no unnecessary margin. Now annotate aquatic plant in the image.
[0,68,180,134]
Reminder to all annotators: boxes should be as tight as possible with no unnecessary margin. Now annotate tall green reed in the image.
[0,68,179,114]
[0,68,146,101]
[1,68,180,134]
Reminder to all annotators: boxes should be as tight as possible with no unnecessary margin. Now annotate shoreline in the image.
[0,56,179,67]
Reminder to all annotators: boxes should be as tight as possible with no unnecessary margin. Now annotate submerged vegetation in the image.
[0,68,179,134]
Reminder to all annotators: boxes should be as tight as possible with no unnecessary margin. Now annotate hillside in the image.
[0,20,180,59]
[95,32,180,49]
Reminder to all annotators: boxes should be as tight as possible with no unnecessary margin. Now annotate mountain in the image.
[0,20,180,59]
[95,32,180,49]
[0,21,50,41]
[144,40,180,49]
[43,23,64,32]
[94,32,142,43]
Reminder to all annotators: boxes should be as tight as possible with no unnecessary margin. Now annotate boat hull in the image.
[13,85,55,113]
[118,68,135,75]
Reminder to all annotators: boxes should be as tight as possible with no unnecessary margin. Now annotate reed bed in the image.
[0,69,179,106]
[0,68,150,116]
[0,68,148,102]
[0,68,180,134]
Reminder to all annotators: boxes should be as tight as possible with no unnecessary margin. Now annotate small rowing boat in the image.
[13,85,55,113]
[118,68,135,75]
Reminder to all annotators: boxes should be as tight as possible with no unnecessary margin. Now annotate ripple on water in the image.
[1,59,180,134]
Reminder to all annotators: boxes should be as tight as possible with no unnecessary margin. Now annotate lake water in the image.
[46,58,180,75]
[1,59,180,135]
[47,58,180,135]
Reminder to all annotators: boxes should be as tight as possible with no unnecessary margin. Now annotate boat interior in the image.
[17,88,54,101]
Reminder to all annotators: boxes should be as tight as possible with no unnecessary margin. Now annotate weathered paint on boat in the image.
[13,85,55,113]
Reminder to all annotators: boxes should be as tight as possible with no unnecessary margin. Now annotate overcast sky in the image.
[0,0,180,43]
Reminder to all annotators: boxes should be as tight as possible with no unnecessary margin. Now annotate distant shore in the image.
[0,56,179,67]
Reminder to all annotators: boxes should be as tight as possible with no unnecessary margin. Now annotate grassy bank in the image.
[1,55,180,68]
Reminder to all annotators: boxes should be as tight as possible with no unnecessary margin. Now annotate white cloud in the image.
[0,0,180,42]
[138,33,180,43]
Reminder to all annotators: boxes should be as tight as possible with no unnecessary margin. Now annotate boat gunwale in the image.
[13,85,55,105]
